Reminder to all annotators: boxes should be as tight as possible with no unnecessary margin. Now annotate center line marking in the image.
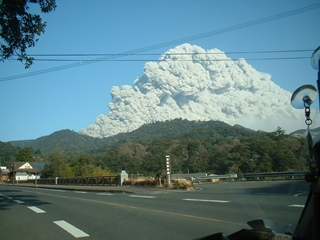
[14,200,25,204]
[54,220,89,238]
[129,195,156,199]
[74,191,87,194]
[28,206,46,213]
[183,198,230,203]
[294,192,308,197]
[289,204,305,208]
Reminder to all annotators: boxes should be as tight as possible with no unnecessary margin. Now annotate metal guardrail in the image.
[28,175,118,186]
[239,171,308,179]
[198,174,238,180]
[195,171,308,181]
[25,171,308,185]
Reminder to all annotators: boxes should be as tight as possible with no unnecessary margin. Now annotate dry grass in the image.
[123,179,157,187]
[171,178,194,189]
[123,178,194,189]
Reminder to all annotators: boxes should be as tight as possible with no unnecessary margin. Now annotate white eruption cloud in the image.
[80,44,302,138]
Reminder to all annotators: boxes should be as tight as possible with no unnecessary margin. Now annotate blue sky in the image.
[1,0,320,142]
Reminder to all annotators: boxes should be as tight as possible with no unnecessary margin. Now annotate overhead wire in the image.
[10,49,315,57]
[1,3,320,82]
[11,49,313,63]
[30,56,310,62]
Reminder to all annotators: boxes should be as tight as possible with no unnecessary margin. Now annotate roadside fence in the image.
[28,175,118,186]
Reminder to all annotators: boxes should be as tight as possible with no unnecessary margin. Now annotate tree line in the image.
[96,128,307,176]
[41,151,112,178]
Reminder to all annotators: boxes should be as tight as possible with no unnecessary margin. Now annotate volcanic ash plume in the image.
[80,44,301,138]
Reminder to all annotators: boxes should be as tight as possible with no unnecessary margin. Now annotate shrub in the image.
[123,179,157,186]
[123,178,194,189]
[171,178,194,189]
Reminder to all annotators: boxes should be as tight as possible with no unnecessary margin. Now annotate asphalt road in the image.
[0,180,309,239]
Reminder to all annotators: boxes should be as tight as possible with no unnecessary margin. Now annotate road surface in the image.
[0,180,309,239]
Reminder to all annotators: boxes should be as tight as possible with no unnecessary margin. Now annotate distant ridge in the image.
[10,120,258,156]
[9,119,319,157]
[10,129,106,156]
[290,126,320,139]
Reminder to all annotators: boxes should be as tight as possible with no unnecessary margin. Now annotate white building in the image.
[11,162,45,182]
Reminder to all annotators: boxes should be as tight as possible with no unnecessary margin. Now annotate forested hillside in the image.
[0,141,20,167]
[10,129,108,156]
[3,119,312,177]
[95,126,307,175]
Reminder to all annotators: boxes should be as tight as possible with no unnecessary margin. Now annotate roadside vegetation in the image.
[123,178,194,190]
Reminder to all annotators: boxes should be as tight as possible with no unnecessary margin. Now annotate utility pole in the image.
[165,155,171,185]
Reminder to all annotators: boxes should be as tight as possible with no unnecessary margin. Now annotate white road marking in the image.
[129,195,156,199]
[14,200,25,204]
[0,194,12,199]
[28,206,46,213]
[294,192,308,197]
[54,220,89,238]
[74,191,87,194]
[96,193,114,196]
[52,189,67,192]
[289,204,305,208]
[38,188,67,192]
[182,198,230,203]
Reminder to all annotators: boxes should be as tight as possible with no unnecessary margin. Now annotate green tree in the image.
[272,148,297,172]
[0,141,19,167]
[257,153,273,172]
[16,147,33,162]
[70,153,95,177]
[41,150,67,178]
[0,0,56,68]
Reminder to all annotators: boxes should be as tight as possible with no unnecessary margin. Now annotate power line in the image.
[30,56,310,62]
[12,49,312,62]
[1,3,319,82]
[10,49,314,57]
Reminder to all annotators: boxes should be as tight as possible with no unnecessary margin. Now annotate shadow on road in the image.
[0,186,52,210]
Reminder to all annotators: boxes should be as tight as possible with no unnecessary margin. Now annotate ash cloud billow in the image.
[80,44,302,138]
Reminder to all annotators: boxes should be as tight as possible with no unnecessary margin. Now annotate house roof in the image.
[11,162,46,173]
[30,162,46,171]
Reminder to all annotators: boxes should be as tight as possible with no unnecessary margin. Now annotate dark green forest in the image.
[1,119,313,178]
[95,127,307,176]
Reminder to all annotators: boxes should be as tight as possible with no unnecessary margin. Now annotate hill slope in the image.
[7,119,315,176]
[9,119,319,159]
[10,120,259,156]
[0,141,20,168]
[10,129,106,156]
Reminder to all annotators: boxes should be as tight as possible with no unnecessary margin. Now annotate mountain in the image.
[7,119,316,175]
[290,126,320,141]
[0,141,20,168]
[10,129,107,156]
[9,119,319,160]
[10,120,261,156]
